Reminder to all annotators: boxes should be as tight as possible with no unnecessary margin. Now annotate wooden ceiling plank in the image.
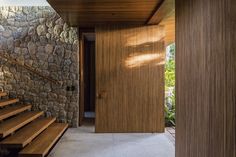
[48,1,158,11]
[47,0,162,27]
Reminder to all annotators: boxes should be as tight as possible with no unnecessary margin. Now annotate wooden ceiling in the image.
[47,0,163,27]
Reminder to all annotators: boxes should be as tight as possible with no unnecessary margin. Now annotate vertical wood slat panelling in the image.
[227,1,236,156]
[176,0,236,157]
[95,25,165,133]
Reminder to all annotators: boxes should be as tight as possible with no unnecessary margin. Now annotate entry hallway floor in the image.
[49,126,175,157]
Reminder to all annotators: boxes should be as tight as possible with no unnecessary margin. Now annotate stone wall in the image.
[0,6,79,127]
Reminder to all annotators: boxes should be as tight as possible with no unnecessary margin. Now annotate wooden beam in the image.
[47,0,162,27]
[147,0,175,25]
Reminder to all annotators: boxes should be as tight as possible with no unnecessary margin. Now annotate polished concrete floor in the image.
[49,126,175,157]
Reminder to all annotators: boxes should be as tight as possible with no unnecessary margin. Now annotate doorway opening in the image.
[79,28,96,126]
[164,43,176,142]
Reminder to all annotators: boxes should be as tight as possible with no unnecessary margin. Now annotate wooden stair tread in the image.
[0,117,56,148]
[0,98,19,107]
[0,111,43,138]
[19,123,68,157]
[0,92,7,97]
[0,104,32,121]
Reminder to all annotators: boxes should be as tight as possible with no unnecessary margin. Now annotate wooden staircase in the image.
[0,91,68,157]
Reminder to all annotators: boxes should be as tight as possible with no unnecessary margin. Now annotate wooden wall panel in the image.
[159,12,175,46]
[176,0,236,157]
[95,25,165,133]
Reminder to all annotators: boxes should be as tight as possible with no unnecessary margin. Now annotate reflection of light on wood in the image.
[125,53,165,68]
[125,26,165,46]
[156,60,165,65]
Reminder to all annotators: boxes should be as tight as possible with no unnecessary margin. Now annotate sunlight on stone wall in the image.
[0,6,79,127]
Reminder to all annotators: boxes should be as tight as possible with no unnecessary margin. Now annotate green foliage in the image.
[165,91,175,126]
[165,59,175,89]
[165,44,175,89]
[165,43,176,126]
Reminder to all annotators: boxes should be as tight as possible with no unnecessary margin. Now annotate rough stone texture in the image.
[0,6,79,128]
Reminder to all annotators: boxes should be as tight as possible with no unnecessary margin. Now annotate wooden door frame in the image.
[79,28,95,126]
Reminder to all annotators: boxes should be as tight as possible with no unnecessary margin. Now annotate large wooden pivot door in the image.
[95,25,165,133]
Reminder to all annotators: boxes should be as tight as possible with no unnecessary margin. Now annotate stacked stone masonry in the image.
[0,6,79,127]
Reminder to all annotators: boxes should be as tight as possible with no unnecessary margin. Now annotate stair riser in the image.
[0,93,7,97]
[0,112,44,138]
[0,99,19,107]
[41,126,68,157]
[0,105,31,121]
[21,119,56,148]
[19,123,68,157]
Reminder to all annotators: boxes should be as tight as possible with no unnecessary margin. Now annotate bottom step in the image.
[19,123,68,157]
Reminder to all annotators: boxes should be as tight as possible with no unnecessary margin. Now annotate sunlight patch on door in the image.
[125,53,165,68]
